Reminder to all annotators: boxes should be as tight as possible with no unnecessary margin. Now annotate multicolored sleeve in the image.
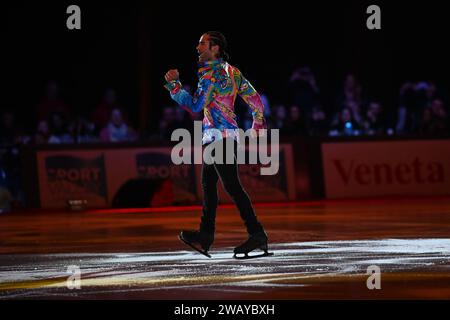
[164,76,215,113]
[235,69,266,130]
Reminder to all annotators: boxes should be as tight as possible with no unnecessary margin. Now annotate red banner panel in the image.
[322,140,450,198]
[36,144,295,208]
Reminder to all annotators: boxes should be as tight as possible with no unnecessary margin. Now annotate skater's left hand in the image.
[251,119,267,138]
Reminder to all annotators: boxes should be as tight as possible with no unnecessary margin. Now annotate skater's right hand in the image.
[165,69,179,82]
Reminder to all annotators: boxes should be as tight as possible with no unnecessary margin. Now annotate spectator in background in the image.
[408,81,432,124]
[419,98,449,135]
[419,106,433,135]
[307,105,329,136]
[166,84,201,135]
[269,104,287,132]
[241,110,253,131]
[158,106,180,140]
[100,108,138,143]
[343,99,364,127]
[396,81,436,135]
[396,82,416,134]
[72,117,98,144]
[288,66,320,115]
[174,106,193,130]
[284,105,307,136]
[334,73,366,126]
[260,92,271,119]
[362,101,386,135]
[337,73,365,107]
[35,80,72,122]
[329,107,361,136]
[47,112,74,144]
[91,89,123,133]
[34,120,50,145]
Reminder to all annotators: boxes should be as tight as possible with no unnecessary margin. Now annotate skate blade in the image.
[179,235,212,258]
[233,251,274,260]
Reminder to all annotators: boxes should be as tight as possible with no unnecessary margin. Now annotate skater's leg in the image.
[178,162,218,256]
[178,146,219,256]
[214,139,265,235]
[200,161,219,234]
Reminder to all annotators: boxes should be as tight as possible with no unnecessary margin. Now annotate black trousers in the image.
[200,138,264,236]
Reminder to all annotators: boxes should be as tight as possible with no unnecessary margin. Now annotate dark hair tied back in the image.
[206,31,230,61]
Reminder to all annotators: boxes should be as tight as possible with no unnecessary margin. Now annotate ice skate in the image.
[233,231,273,259]
[179,230,213,258]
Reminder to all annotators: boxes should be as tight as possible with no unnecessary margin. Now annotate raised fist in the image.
[164,69,180,82]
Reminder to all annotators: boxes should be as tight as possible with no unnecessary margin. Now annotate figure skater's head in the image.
[196,31,229,62]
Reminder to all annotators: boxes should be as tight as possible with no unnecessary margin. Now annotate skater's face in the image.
[196,34,219,63]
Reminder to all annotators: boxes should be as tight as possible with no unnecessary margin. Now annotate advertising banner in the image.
[322,140,450,198]
[36,144,295,208]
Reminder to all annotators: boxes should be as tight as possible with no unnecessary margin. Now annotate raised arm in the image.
[164,71,215,113]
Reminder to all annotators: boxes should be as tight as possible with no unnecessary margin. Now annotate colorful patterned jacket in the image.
[164,59,266,145]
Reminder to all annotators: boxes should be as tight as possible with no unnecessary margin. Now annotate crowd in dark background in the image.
[2,1,450,211]
[1,67,448,150]
[1,66,449,210]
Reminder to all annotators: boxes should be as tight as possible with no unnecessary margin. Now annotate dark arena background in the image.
[2,0,450,317]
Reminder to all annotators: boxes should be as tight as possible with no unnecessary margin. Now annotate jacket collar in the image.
[198,59,224,76]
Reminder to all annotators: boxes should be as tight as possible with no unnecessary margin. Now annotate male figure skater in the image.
[164,31,271,259]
